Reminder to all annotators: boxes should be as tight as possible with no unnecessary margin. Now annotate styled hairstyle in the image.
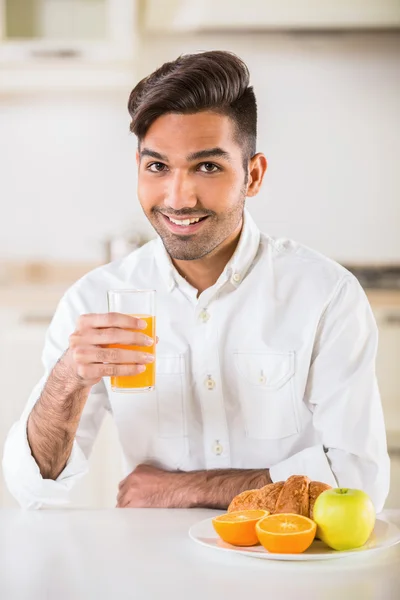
[128,50,257,163]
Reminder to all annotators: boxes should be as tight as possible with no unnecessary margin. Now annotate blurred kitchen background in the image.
[0,0,399,509]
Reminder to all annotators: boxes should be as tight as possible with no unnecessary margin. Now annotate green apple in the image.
[313,488,375,551]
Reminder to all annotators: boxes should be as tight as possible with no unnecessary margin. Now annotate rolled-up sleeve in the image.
[2,285,111,509]
[270,276,390,512]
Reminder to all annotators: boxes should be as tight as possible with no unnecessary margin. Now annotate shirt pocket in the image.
[156,354,187,438]
[233,350,298,440]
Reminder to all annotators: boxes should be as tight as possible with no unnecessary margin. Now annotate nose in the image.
[163,170,197,211]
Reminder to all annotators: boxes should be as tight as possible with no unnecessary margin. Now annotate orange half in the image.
[212,510,269,546]
[256,513,317,554]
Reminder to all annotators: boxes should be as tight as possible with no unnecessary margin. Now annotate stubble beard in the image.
[151,190,246,261]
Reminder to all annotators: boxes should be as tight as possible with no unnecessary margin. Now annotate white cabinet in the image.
[0,309,48,507]
[372,303,400,510]
[374,307,400,434]
[0,0,138,92]
[0,0,136,61]
[144,0,400,32]
[385,451,400,509]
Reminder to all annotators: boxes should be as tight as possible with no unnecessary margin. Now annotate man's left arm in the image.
[116,464,271,509]
[269,275,390,512]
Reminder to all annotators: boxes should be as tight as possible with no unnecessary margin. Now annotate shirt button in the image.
[205,376,216,390]
[231,272,241,284]
[199,309,210,323]
[213,441,223,456]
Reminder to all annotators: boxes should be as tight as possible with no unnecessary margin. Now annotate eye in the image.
[147,162,168,173]
[198,162,220,173]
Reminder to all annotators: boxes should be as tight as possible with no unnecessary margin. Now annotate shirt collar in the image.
[154,208,261,293]
[225,208,261,288]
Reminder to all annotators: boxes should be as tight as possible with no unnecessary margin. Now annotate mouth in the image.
[159,213,210,235]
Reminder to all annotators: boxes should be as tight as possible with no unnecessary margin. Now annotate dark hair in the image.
[128,50,257,162]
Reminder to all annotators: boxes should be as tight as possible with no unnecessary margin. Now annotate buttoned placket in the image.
[155,221,258,470]
[190,282,231,470]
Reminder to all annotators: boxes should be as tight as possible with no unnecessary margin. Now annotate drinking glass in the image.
[107,289,156,393]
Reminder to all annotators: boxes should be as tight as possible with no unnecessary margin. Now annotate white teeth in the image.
[168,217,201,226]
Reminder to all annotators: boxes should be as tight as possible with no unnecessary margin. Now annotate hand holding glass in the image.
[107,290,156,392]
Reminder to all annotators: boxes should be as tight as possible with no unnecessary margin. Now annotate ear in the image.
[246,153,267,197]
[136,149,140,166]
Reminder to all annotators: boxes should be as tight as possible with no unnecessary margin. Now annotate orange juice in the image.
[109,314,155,391]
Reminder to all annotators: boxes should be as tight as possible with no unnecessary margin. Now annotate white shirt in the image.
[3,210,390,510]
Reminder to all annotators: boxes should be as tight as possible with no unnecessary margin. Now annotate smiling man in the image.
[3,51,390,511]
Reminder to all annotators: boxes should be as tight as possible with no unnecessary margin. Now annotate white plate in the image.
[189,517,400,561]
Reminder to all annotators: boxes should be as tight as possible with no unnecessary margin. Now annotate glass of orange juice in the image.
[107,289,156,393]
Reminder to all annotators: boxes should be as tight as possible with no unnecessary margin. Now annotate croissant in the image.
[228,475,331,520]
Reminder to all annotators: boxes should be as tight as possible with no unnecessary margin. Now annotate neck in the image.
[172,222,243,295]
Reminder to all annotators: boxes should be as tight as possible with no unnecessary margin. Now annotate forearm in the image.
[169,468,271,509]
[27,352,90,480]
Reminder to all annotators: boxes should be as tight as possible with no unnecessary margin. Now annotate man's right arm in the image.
[26,312,155,481]
[3,290,155,508]
[27,353,91,480]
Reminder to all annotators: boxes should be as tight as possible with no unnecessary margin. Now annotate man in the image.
[3,51,389,511]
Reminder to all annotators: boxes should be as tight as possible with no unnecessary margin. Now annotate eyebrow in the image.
[140,148,168,161]
[140,146,231,163]
[186,147,231,162]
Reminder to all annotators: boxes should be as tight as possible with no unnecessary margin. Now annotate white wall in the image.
[0,92,148,262]
[0,33,399,263]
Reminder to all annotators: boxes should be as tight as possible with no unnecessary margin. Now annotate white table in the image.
[0,508,399,600]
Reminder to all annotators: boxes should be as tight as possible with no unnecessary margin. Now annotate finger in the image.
[116,492,132,508]
[120,496,137,508]
[73,347,155,365]
[70,329,154,348]
[96,329,154,347]
[75,362,148,380]
[117,476,135,504]
[118,476,128,490]
[77,313,147,332]
[117,477,132,499]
